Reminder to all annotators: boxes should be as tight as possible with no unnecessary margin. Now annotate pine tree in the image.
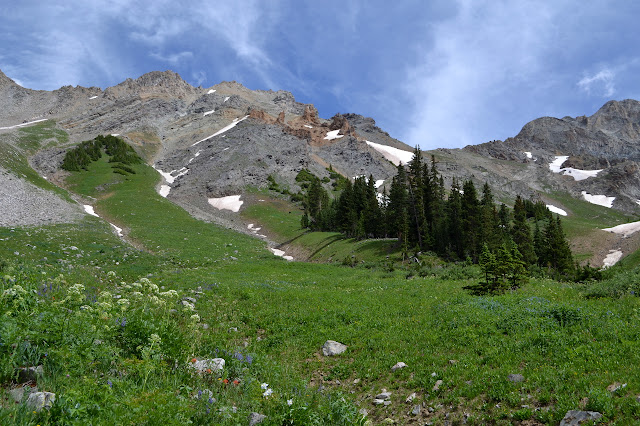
[461,180,481,261]
[511,196,537,265]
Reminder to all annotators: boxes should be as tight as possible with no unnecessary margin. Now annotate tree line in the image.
[298,147,574,278]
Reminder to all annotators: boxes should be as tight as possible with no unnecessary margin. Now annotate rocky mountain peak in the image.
[0,69,20,89]
[105,70,197,100]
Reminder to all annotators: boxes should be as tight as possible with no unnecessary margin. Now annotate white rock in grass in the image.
[322,340,347,356]
[406,392,416,403]
[26,391,55,412]
[376,390,392,400]
[191,358,225,374]
[432,380,443,391]
[391,362,407,371]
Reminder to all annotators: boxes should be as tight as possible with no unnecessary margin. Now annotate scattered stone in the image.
[391,362,407,372]
[406,392,416,403]
[359,408,368,416]
[606,382,626,393]
[26,391,55,412]
[428,406,435,413]
[353,378,361,384]
[431,372,437,377]
[411,404,421,416]
[322,340,347,356]
[191,358,225,374]
[384,400,391,406]
[183,297,197,304]
[507,374,525,383]
[383,418,395,424]
[449,359,458,364]
[201,323,209,330]
[432,380,443,391]
[559,410,603,426]
[18,365,43,383]
[248,412,266,425]
[376,390,392,400]
[228,327,238,332]
[373,399,386,405]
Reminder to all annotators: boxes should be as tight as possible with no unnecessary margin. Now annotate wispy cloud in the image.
[578,68,616,97]
[401,0,561,148]
[150,51,193,65]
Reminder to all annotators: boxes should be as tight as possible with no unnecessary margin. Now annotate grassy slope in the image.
[2,130,640,424]
[241,196,399,263]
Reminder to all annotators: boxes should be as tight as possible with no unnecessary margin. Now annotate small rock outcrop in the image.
[26,391,56,412]
[322,340,347,356]
[391,362,407,372]
[559,410,603,425]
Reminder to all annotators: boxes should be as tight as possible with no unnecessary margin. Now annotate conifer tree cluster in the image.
[61,135,142,172]
[296,147,574,277]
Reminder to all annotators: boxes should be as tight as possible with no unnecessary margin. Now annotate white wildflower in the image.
[263,388,273,397]
[261,383,269,390]
[287,399,293,406]
[181,301,195,311]
[190,314,200,323]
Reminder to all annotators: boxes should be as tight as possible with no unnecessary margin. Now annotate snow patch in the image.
[192,115,249,146]
[270,247,294,261]
[83,205,99,217]
[324,130,344,140]
[546,205,568,216]
[89,95,98,99]
[0,119,48,130]
[304,125,313,129]
[110,223,123,237]
[524,151,533,159]
[203,109,215,116]
[549,155,602,181]
[208,195,243,212]
[603,250,623,268]
[207,89,216,94]
[224,96,230,102]
[365,140,414,166]
[375,179,385,189]
[602,221,640,238]
[111,133,120,137]
[153,165,176,184]
[84,205,123,237]
[159,185,171,198]
[582,191,615,208]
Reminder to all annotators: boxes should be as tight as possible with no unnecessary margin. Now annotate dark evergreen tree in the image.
[511,196,537,265]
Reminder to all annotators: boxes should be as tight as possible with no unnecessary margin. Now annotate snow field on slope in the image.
[602,221,640,238]
[324,130,343,141]
[548,155,602,181]
[192,115,249,146]
[0,118,48,131]
[365,141,414,166]
[582,191,615,208]
[546,205,568,216]
[603,250,623,268]
[208,195,243,212]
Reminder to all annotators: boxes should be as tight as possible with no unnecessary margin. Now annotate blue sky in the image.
[2,0,640,149]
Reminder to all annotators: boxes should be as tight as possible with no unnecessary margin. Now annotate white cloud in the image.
[401,0,561,149]
[577,68,615,97]
[150,51,193,65]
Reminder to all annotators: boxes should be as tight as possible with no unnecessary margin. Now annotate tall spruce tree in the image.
[511,196,537,265]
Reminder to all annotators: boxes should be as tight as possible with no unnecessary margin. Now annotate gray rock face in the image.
[559,410,603,425]
[26,391,55,412]
[18,365,44,383]
[322,340,347,356]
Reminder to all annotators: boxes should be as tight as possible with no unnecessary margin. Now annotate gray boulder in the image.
[322,340,347,356]
[26,391,55,412]
[559,410,603,426]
